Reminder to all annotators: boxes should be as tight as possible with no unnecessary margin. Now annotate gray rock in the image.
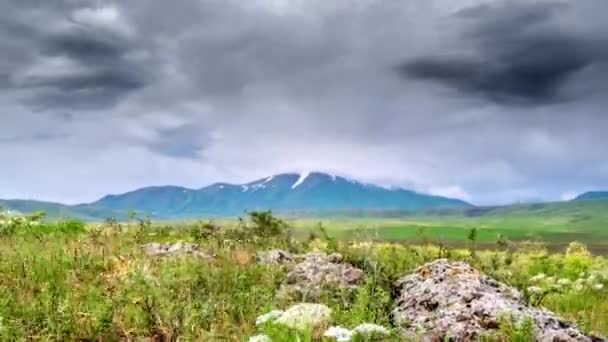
[142,241,213,260]
[277,251,364,300]
[256,249,294,265]
[392,259,606,341]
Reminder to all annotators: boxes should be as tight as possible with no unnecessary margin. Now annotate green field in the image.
[1,210,607,340]
[3,198,608,252]
[280,200,608,253]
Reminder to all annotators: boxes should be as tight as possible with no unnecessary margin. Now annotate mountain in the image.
[0,199,125,220]
[93,172,471,217]
[574,191,608,201]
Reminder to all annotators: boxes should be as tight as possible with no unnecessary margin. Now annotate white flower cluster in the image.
[255,310,284,326]
[247,334,271,342]
[324,326,353,342]
[256,303,332,331]
[253,304,390,341]
[324,323,390,341]
[528,271,605,294]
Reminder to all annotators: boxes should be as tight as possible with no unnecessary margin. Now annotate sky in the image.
[1,0,607,205]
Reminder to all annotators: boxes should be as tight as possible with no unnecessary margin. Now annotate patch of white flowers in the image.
[255,310,284,326]
[255,303,332,332]
[353,323,390,336]
[253,304,391,341]
[324,326,353,342]
[323,323,390,341]
[247,334,271,342]
[528,270,606,295]
[274,303,332,330]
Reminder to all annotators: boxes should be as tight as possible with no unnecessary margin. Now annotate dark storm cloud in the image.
[0,132,69,144]
[0,1,151,110]
[400,1,607,105]
[44,30,125,59]
[149,124,208,159]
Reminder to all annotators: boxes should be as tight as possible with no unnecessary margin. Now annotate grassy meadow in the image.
[1,209,608,340]
[287,200,608,253]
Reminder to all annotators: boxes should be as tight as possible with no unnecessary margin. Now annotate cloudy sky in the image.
[1,0,607,205]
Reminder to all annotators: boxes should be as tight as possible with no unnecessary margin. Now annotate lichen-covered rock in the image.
[141,241,213,260]
[277,251,364,300]
[391,259,606,341]
[256,249,294,265]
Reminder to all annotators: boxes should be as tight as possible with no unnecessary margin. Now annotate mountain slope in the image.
[0,199,123,220]
[92,172,471,217]
[574,191,608,201]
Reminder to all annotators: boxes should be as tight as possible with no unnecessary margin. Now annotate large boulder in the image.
[141,241,213,260]
[392,259,606,341]
[277,251,364,300]
[256,249,294,265]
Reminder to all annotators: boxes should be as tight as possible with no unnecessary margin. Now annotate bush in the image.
[249,211,287,238]
[0,210,45,236]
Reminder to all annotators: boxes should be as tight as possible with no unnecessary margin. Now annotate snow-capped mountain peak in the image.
[292,172,310,189]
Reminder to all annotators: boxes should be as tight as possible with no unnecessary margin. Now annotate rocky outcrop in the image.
[141,241,213,260]
[392,259,606,341]
[256,249,294,265]
[277,251,364,300]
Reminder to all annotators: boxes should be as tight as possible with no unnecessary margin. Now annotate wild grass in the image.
[0,211,607,340]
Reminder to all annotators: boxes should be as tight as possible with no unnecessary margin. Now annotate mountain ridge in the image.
[574,191,608,201]
[2,172,470,219]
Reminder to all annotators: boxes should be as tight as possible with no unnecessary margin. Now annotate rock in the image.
[141,241,213,260]
[391,259,606,341]
[277,251,364,300]
[256,249,294,265]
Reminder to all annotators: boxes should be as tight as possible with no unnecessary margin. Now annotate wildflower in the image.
[593,283,604,290]
[274,303,332,330]
[573,283,585,292]
[529,273,546,283]
[248,334,271,342]
[353,323,390,336]
[256,310,284,326]
[324,326,353,342]
[557,278,571,286]
[527,286,543,294]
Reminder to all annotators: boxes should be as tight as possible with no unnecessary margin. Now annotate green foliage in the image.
[0,210,85,236]
[0,214,607,340]
[249,210,287,238]
[188,220,219,242]
[467,227,478,258]
[487,316,535,342]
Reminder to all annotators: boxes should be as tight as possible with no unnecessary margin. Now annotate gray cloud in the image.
[400,1,608,105]
[0,0,607,205]
[1,1,151,110]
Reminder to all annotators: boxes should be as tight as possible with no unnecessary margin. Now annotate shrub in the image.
[249,211,287,238]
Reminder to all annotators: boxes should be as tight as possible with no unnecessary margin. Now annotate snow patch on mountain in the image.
[292,172,310,189]
[251,176,274,192]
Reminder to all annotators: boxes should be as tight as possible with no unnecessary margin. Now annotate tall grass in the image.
[0,211,606,340]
